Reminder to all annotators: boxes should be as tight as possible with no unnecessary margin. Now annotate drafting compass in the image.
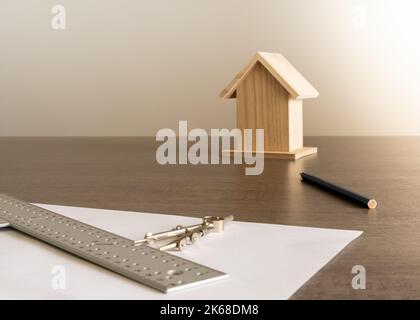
[134,215,234,251]
[0,193,231,293]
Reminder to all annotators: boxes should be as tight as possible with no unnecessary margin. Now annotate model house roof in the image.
[219,52,319,100]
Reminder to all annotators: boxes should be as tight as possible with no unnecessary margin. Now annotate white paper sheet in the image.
[0,204,362,300]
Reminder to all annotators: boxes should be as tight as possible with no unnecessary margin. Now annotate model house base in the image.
[224,146,317,160]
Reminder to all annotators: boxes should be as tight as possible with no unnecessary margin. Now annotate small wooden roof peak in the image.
[219,52,319,100]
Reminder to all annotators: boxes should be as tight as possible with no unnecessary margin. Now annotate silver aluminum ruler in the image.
[0,193,228,293]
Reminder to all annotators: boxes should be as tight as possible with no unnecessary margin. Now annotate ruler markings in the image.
[0,193,227,293]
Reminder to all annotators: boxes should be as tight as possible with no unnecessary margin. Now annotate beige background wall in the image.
[1,0,420,136]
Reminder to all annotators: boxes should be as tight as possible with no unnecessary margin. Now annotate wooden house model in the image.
[219,52,319,159]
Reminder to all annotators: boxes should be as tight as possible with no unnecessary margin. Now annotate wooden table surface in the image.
[1,137,419,299]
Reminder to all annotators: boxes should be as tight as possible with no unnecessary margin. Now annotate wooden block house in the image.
[219,52,319,160]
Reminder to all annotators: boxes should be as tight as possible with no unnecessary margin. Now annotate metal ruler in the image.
[0,193,228,293]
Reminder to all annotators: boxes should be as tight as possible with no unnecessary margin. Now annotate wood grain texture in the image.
[288,98,303,151]
[1,137,420,299]
[220,52,319,99]
[236,62,290,152]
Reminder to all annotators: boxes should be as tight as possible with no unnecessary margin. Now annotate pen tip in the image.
[368,199,378,209]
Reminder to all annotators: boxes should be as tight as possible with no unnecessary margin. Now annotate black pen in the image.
[300,172,378,209]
